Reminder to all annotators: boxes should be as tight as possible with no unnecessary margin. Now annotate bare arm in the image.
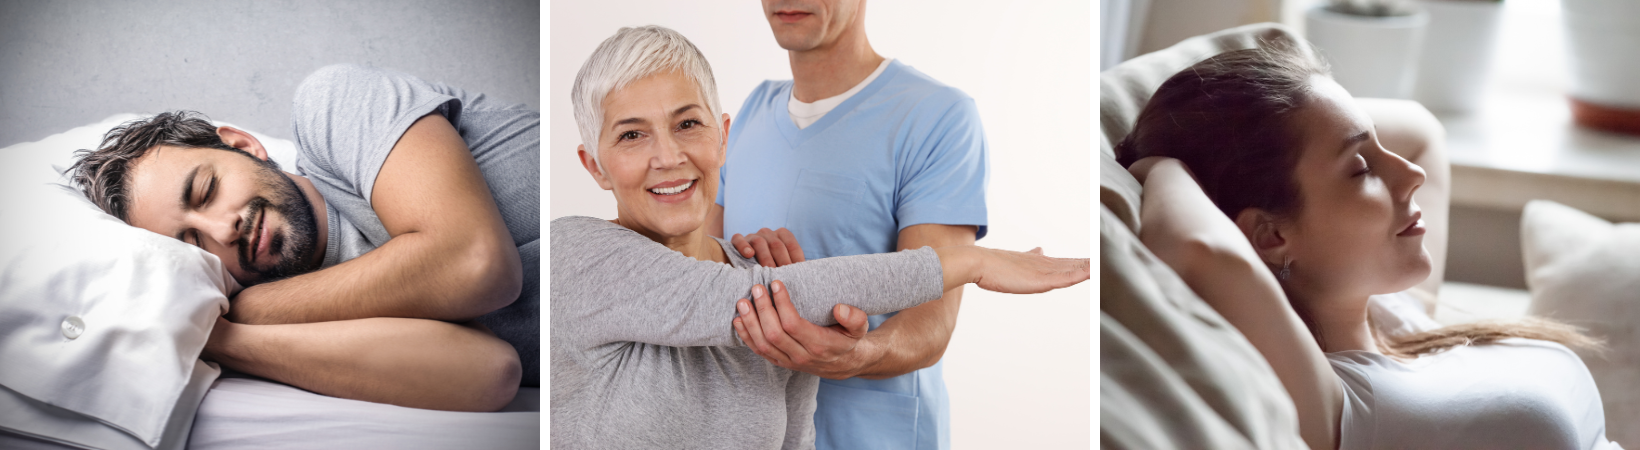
[229,114,523,324]
[1357,98,1450,312]
[201,316,521,412]
[1131,157,1342,450]
[847,224,974,378]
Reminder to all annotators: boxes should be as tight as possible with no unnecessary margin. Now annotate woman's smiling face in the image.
[1281,75,1432,298]
[581,70,728,240]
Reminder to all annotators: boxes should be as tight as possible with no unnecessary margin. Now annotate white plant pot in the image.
[1305,5,1429,99]
[1413,0,1503,113]
[1563,0,1640,108]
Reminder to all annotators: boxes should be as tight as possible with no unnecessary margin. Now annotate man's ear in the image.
[578,145,614,191]
[1233,208,1288,266]
[216,126,269,161]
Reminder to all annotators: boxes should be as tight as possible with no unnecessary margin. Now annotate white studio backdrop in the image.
[547,1,1091,448]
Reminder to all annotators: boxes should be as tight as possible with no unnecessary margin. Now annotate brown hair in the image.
[67,111,254,221]
[1117,44,1602,358]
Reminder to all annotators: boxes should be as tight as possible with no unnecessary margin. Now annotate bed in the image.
[0,114,538,450]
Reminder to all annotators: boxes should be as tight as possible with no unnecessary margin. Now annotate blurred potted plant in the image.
[1563,0,1640,135]
[1305,0,1429,99]
[1412,0,1504,113]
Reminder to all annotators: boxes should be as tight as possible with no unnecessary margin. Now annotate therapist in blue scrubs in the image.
[707,0,988,448]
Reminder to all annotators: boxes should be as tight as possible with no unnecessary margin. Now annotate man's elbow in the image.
[449,238,524,319]
[436,332,521,412]
[474,342,523,412]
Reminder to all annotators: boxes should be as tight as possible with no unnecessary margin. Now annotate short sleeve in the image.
[718,81,778,207]
[894,92,990,240]
[290,64,461,205]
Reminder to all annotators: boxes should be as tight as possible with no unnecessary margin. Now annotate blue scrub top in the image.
[718,60,989,450]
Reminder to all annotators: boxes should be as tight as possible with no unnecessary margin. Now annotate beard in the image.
[237,158,320,284]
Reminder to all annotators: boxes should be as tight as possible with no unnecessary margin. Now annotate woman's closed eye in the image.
[1352,154,1372,177]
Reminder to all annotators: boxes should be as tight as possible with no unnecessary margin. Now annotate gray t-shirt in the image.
[549,216,945,449]
[289,64,541,385]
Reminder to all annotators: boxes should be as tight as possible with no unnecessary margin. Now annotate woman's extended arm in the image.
[202,316,521,412]
[1130,157,1343,450]
[549,217,1087,350]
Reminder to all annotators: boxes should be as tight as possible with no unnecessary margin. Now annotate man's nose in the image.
[194,207,244,249]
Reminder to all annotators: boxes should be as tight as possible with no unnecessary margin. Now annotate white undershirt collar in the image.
[788,58,893,129]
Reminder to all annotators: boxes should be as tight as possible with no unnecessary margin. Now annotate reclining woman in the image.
[551,25,1089,449]
[1118,42,1620,449]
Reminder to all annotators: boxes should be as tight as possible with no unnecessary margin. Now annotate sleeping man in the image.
[66,65,538,412]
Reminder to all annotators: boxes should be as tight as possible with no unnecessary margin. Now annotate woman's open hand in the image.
[938,246,1089,294]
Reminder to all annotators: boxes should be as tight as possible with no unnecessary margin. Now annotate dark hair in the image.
[67,111,255,221]
[1115,44,1326,220]
[1117,44,1603,358]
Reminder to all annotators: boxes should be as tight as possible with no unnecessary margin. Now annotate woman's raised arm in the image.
[1130,156,1343,450]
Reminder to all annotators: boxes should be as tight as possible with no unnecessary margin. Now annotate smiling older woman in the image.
[549,26,1088,449]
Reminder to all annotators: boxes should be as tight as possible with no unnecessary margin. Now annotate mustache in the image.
[237,197,269,269]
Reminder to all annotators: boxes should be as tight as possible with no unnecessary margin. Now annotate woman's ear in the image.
[1234,208,1288,266]
[216,126,269,161]
[578,145,613,191]
[718,113,732,161]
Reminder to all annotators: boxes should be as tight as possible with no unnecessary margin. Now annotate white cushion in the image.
[1521,199,1640,446]
[0,114,294,449]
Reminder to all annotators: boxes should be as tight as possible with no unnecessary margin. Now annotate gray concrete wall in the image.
[0,0,538,146]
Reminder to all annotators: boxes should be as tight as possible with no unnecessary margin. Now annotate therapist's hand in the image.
[730,228,805,267]
[733,280,875,379]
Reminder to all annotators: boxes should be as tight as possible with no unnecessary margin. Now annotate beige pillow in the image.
[1101,206,1306,450]
[1521,199,1640,446]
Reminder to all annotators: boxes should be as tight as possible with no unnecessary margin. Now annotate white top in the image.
[1329,338,1622,450]
[787,58,893,129]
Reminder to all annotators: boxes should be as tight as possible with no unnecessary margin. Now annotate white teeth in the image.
[649,180,694,195]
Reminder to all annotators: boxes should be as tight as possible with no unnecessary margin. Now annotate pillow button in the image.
[61,316,85,340]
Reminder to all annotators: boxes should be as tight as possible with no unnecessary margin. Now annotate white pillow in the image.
[0,114,292,450]
[1521,199,1640,446]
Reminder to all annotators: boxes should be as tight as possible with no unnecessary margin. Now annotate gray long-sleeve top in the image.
[548,216,945,449]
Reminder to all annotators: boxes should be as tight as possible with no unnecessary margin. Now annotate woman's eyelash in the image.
[1353,155,1371,176]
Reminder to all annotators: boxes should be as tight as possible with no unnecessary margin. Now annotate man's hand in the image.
[731,280,873,379]
[729,228,805,267]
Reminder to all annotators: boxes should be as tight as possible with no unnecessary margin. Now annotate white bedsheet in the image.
[189,376,539,449]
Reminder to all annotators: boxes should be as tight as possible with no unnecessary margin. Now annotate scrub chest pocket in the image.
[785,169,891,257]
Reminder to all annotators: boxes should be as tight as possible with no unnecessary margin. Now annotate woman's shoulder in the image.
[548,216,648,256]
[551,216,626,235]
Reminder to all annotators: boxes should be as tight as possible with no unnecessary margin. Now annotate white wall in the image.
[548,1,1091,447]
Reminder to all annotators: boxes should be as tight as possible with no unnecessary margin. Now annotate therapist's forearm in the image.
[851,224,976,379]
[202,317,520,412]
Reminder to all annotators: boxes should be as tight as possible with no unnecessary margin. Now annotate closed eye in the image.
[203,175,217,206]
[1344,154,1371,175]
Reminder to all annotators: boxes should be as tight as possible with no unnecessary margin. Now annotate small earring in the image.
[1279,258,1292,281]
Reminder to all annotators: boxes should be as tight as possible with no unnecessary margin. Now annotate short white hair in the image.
[572,25,722,166]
